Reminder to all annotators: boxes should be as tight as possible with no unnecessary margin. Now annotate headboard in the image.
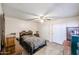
[19,30,33,38]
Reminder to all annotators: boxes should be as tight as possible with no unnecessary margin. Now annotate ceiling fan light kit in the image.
[3,4,79,23]
[40,19,44,23]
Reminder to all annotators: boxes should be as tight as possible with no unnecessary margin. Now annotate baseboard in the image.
[52,42,63,46]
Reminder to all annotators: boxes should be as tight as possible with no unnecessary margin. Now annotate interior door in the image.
[53,24,66,44]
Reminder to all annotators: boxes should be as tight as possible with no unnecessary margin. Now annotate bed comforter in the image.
[22,35,46,49]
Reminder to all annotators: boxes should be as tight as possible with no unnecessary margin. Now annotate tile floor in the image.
[22,42,64,55]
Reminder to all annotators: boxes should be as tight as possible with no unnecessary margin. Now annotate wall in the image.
[5,15,79,45]
[39,16,79,44]
[5,16,38,37]
[0,4,3,14]
[52,17,79,44]
[38,21,52,41]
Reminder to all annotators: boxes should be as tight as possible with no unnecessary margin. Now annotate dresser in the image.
[4,36,15,54]
[4,36,24,55]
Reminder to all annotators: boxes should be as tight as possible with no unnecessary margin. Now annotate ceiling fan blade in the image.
[45,19,51,20]
[26,18,39,20]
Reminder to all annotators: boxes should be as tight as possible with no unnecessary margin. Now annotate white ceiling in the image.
[2,3,79,20]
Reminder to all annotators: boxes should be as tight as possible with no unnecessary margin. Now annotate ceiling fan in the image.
[2,4,58,23]
[3,4,75,23]
[32,16,52,23]
[25,15,53,23]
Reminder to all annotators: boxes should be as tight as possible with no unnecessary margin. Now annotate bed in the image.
[19,31,47,55]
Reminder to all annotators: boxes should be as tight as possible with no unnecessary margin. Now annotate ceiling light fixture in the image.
[40,19,44,23]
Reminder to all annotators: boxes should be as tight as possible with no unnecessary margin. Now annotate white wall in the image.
[5,16,38,37]
[5,15,79,45]
[38,21,51,41]
[52,17,79,44]
[38,16,79,44]
[0,4,3,15]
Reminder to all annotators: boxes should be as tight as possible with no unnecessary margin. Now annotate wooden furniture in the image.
[4,36,16,54]
[63,40,71,55]
[19,31,46,55]
[4,36,24,55]
[34,31,40,37]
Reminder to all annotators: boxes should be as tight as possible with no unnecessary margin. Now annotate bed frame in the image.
[19,31,47,55]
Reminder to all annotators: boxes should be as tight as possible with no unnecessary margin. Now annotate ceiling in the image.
[2,3,79,20]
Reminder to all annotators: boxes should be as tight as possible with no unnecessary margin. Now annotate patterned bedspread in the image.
[22,35,46,49]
